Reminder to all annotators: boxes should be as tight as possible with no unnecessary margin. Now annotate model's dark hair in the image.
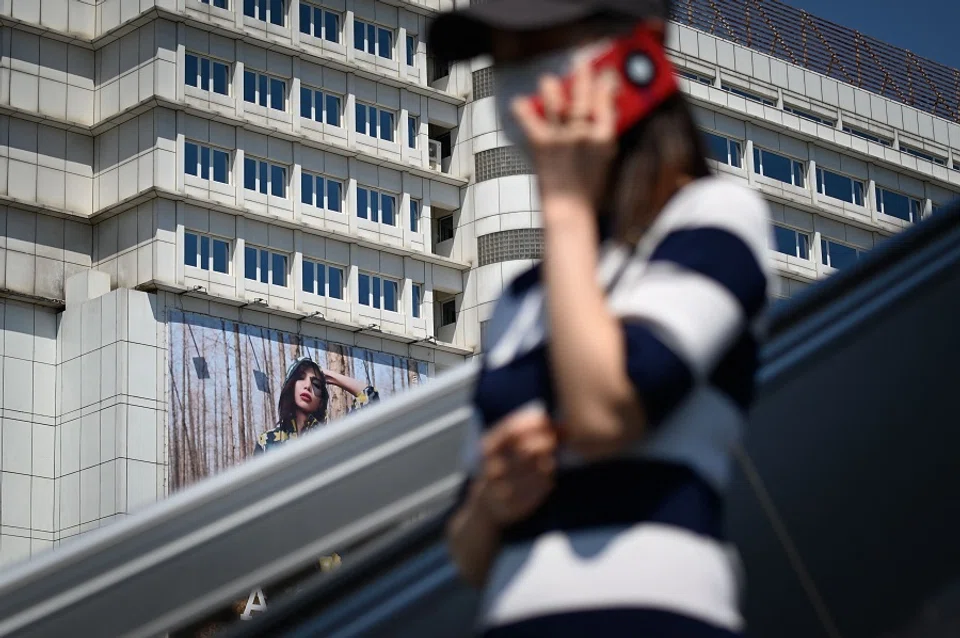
[277,360,329,425]
[604,92,711,244]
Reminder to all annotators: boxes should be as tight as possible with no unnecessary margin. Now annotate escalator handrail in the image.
[0,362,479,638]
[242,201,960,635]
[221,510,453,637]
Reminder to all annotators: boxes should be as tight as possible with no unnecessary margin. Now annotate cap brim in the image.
[428,0,595,62]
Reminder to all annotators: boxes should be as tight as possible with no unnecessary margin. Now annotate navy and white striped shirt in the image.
[465,176,772,636]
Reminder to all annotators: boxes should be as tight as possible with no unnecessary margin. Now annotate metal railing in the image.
[0,362,479,638]
[672,0,960,123]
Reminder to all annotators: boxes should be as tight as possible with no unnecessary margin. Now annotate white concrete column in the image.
[744,138,756,186]
[812,230,824,277]
[807,158,818,205]
[235,216,247,297]
[345,10,356,63]
[291,58,302,136]
[236,147,247,208]
[867,179,879,223]
[399,107,411,163]
[293,229,304,309]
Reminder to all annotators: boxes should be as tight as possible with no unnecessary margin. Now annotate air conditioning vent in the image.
[428,140,442,170]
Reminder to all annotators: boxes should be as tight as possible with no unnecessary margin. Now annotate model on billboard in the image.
[228,356,383,624]
[254,356,381,454]
[431,0,771,636]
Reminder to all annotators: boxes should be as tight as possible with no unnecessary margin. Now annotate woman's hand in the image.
[470,409,558,527]
[511,60,619,211]
[446,409,557,587]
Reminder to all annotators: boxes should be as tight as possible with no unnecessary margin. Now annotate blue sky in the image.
[781,0,960,70]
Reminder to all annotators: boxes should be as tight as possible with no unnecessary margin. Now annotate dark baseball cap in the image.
[428,0,671,62]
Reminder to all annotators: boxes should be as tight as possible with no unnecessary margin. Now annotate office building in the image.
[0,0,954,566]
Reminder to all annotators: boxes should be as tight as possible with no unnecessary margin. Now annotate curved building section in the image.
[457,61,544,354]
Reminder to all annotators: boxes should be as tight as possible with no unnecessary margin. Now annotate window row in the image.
[183,141,425,230]
[183,231,448,320]
[185,54,420,149]
[681,68,959,169]
[207,0,419,65]
[702,130,935,223]
[771,224,866,271]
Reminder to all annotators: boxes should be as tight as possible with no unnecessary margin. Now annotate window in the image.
[243,69,286,111]
[771,224,810,260]
[816,168,865,206]
[302,259,344,299]
[702,131,742,168]
[185,53,230,95]
[409,199,420,233]
[244,157,287,198]
[437,214,454,243]
[184,141,230,184]
[901,145,947,166]
[412,283,423,318]
[201,0,229,7]
[406,35,416,66]
[821,238,862,271]
[720,83,775,106]
[300,172,343,212]
[358,273,399,312]
[678,69,712,85]
[300,86,341,126]
[244,0,285,26]
[783,105,835,127]
[355,103,395,142]
[299,2,340,43]
[440,299,456,326]
[184,232,231,274]
[244,246,288,286]
[753,147,805,187]
[427,55,450,83]
[842,125,892,147]
[353,19,393,59]
[356,186,397,225]
[407,115,418,149]
[875,186,922,223]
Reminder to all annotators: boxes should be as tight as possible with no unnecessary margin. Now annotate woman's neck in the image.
[294,411,311,433]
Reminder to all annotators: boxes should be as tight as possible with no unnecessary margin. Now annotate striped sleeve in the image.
[616,181,770,425]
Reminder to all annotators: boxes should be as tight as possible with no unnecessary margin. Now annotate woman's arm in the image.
[511,67,646,458]
[541,202,645,458]
[323,370,368,397]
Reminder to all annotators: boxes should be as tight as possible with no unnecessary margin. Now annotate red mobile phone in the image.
[532,25,679,136]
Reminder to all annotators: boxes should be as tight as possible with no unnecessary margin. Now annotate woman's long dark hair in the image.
[605,93,712,245]
[277,360,329,426]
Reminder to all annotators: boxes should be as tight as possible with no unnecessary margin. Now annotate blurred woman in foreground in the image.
[430,0,771,635]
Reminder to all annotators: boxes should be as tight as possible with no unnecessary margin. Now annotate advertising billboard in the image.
[168,310,429,492]
[167,310,430,635]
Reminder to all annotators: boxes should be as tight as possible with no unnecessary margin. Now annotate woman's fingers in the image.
[510,96,551,146]
[568,60,593,124]
[483,408,553,456]
[591,69,619,140]
[539,74,567,125]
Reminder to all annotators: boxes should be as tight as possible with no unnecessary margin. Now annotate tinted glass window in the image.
[184,233,198,267]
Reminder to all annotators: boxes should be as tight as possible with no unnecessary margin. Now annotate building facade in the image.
[0,0,955,567]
